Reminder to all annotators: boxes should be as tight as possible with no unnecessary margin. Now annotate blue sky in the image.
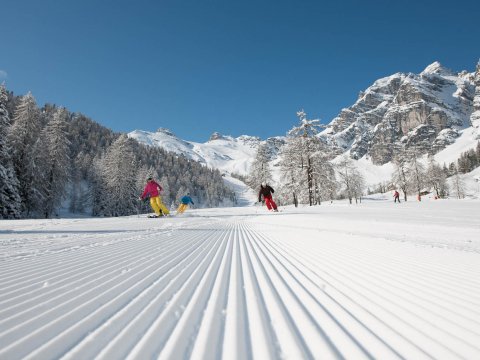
[2,0,479,142]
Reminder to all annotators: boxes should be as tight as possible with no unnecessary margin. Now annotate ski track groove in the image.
[0,229,204,328]
[249,227,407,360]
[0,218,218,276]
[122,224,234,359]
[0,225,220,358]
[29,225,229,360]
[246,223,435,359]
[262,229,480,330]
[237,222,279,359]
[236,224,313,359]
[249,220,480,307]
[220,223,252,360]
[0,228,178,291]
[157,225,233,360]
[240,226,336,359]
[243,222,377,359]
[1,211,479,360]
[247,220,480,359]
[243,223,365,360]
[268,227,480,334]
[255,221,480,288]
[0,230,187,309]
[0,230,152,275]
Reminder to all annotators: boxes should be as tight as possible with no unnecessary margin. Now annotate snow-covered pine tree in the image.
[41,108,71,217]
[288,110,326,206]
[336,155,360,204]
[247,143,272,188]
[426,157,448,198]
[69,152,94,214]
[310,139,337,204]
[451,164,465,199]
[312,153,337,204]
[0,84,21,218]
[101,135,138,216]
[350,168,366,203]
[407,145,425,199]
[159,175,171,206]
[91,155,109,216]
[279,135,303,207]
[8,92,44,216]
[69,154,84,213]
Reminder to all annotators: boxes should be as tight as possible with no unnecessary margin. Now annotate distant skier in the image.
[393,190,401,203]
[258,182,278,212]
[177,193,194,215]
[140,177,170,217]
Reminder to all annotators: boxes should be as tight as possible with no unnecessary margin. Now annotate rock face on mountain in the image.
[471,61,480,128]
[321,61,478,164]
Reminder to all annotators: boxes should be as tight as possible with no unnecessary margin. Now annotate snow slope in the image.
[336,123,480,186]
[222,175,257,206]
[1,200,480,359]
[129,129,259,176]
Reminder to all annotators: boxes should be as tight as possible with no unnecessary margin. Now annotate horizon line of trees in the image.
[1,86,234,219]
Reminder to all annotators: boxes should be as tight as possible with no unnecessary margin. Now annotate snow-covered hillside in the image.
[1,200,480,359]
[129,128,260,176]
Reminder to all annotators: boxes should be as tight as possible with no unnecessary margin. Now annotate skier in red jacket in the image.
[140,177,170,217]
[393,190,400,203]
[258,182,278,212]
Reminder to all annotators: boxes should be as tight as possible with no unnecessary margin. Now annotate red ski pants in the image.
[264,195,277,210]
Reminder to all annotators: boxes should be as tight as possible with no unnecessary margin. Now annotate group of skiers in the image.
[140,177,194,217]
[142,173,429,217]
[140,176,279,217]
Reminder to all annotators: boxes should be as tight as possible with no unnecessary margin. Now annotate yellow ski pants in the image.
[177,203,188,214]
[150,196,169,216]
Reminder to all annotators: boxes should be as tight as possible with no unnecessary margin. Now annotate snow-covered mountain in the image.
[130,61,480,186]
[321,61,480,165]
[128,128,284,176]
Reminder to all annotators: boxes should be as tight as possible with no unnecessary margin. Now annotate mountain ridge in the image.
[129,60,480,182]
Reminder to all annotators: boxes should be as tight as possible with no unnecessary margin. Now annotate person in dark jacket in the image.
[393,190,401,203]
[258,182,278,211]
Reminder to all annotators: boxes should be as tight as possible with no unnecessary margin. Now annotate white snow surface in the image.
[128,129,258,176]
[1,199,480,359]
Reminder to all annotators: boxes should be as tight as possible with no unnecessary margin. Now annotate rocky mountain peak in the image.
[321,60,477,165]
[421,61,454,76]
[156,128,175,136]
[209,132,225,141]
[471,60,480,128]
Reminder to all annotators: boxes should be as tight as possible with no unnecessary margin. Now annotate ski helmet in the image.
[261,182,266,187]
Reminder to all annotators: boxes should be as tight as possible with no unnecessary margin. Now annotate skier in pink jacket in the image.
[140,177,170,217]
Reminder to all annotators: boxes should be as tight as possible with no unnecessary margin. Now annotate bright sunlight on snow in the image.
[1,198,480,359]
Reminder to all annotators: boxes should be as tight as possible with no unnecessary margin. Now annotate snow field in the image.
[1,200,480,359]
